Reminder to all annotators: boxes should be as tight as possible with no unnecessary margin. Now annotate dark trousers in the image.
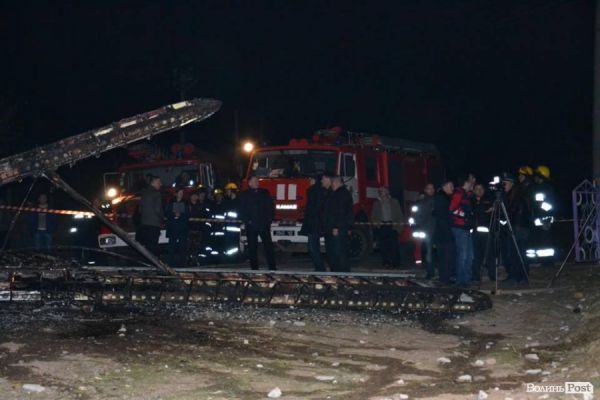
[246,229,276,270]
[435,241,455,284]
[35,231,53,252]
[377,226,400,267]
[503,228,529,282]
[168,234,188,266]
[421,237,435,276]
[325,232,350,272]
[307,233,325,272]
[138,225,161,256]
[472,232,495,281]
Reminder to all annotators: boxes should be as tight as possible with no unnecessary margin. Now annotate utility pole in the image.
[593,0,600,182]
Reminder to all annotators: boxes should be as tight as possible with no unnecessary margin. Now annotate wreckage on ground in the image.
[0,98,491,314]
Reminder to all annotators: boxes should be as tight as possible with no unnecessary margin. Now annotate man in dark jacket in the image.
[322,175,353,272]
[299,175,328,272]
[413,183,436,278]
[30,193,58,252]
[471,184,494,282]
[165,189,189,266]
[433,180,455,284]
[137,176,163,256]
[502,174,531,286]
[239,176,276,270]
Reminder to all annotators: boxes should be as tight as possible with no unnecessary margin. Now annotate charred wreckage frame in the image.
[0,99,491,314]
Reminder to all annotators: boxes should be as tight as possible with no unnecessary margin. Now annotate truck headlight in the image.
[106,187,119,199]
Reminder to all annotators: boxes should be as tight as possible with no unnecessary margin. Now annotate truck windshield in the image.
[122,166,200,192]
[251,149,337,178]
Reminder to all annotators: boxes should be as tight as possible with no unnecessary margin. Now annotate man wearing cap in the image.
[501,173,531,286]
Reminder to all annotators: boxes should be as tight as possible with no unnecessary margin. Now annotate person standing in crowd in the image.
[502,173,531,286]
[414,183,436,278]
[224,182,240,213]
[31,193,57,251]
[299,175,328,272]
[322,175,353,272]
[239,176,276,270]
[371,186,403,268]
[449,176,475,288]
[471,184,494,282]
[137,176,163,256]
[433,181,454,284]
[165,189,189,266]
[188,189,211,262]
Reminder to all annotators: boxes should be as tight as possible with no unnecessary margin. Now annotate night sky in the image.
[0,1,594,209]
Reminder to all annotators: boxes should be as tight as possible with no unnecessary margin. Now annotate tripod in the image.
[481,192,529,292]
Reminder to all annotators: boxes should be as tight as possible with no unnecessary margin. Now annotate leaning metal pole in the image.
[45,172,177,276]
[0,98,221,274]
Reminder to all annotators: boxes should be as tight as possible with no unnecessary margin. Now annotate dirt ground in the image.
[1,261,600,400]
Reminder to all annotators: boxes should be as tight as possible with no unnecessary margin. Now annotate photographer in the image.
[501,173,531,286]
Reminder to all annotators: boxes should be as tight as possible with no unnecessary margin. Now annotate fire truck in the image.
[97,143,216,251]
[241,128,443,259]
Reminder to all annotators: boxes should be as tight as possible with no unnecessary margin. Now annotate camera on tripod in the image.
[488,175,504,199]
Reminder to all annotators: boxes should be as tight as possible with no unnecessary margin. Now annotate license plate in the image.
[274,230,295,236]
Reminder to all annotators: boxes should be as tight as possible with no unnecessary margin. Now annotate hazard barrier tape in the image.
[0,205,573,226]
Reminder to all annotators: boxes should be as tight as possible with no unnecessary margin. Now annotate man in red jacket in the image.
[449,175,475,287]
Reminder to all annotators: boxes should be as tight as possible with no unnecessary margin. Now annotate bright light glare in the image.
[536,248,555,257]
[69,227,78,233]
[243,141,254,153]
[476,226,489,233]
[408,217,415,225]
[534,218,543,226]
[541,202,552,211]
[106,187,118,198]
[412,231,426,239]
[411,205,418,213]
[535,192,545,202]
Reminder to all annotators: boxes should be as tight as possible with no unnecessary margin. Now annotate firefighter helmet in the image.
[517,165,533,176]
[224,182,238,191]
[535,165,551,180]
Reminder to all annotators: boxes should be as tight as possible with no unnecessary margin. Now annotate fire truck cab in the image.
[98,147,215,251]
[241,128,442,259]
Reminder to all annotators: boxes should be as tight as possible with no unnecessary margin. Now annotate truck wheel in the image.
[349,227,372,259]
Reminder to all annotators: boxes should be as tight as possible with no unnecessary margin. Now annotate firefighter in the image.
[433,180,455,284]
[322,175,353,272]
[239,176,276,270]
[188,189,212,262]
[222,183,242,260]
[165,188,190,266]
[371,186,403,268]
[471,184,494,282]
[411,183,436,278]
[299,174,328,272]
[517,165,534,186]
[501,173,531,286]
[529,165,556,262]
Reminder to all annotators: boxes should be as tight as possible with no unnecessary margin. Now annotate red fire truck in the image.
[98,144,215,250]
[241,128,443,259]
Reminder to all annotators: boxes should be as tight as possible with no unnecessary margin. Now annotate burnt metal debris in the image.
[0,263,491,314]
[0,98,492,314]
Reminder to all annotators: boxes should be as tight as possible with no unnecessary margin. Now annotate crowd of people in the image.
[410,165,555,288]
[6,164,554,283]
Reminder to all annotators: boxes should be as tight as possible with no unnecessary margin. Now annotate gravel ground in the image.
[1,258,599,400]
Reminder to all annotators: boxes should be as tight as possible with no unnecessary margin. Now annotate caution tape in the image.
[0,205,95,217]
